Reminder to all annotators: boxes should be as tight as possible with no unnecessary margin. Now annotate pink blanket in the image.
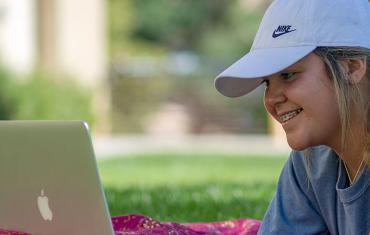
[0,214,261,235]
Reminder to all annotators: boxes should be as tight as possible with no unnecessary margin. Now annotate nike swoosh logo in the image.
[272,29,296,38]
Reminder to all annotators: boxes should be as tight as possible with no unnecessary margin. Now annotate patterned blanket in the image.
[0,214,261,235]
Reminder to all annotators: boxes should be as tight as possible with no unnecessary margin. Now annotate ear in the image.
[340,57,367,84]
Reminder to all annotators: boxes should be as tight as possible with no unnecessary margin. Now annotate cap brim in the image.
[214,46,316,97]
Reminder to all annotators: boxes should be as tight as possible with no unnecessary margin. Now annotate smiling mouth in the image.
[279,108,303,123]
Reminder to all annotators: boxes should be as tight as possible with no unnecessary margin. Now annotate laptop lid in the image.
[0,121,115,235]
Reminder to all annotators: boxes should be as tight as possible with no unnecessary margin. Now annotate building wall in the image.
[52,0,110,132]
[0,0,37,74]
[0,0,110,132]
[54,0,106,86]
[0,0,107,86]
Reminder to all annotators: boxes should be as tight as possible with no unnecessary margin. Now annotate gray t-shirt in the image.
[258,145,369,235]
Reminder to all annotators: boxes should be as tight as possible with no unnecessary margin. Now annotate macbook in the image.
[0,121,115,235]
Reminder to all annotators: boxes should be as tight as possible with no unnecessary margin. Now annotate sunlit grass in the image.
[98,153,287,222]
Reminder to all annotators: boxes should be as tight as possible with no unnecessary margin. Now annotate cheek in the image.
[302,86,341,138]
[316,96,341,126]
[263,95,275,117]
[287,73,332,106]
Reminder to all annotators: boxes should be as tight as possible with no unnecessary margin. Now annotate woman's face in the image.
[263,52,341,150]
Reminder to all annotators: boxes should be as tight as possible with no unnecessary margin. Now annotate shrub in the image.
[0,68,95,125]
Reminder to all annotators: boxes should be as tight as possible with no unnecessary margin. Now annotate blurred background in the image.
[0,0,289,156]
[0,0,291,222]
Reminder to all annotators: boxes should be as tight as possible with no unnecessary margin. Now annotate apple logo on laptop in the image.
[37,189,53,221]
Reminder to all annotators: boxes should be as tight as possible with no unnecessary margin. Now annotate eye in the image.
[261,79,269,87]
[280,72,296,80]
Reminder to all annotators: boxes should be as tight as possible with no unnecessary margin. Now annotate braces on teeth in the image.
[280,108,303,123]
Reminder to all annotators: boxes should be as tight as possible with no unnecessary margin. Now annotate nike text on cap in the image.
[214,0,370,97]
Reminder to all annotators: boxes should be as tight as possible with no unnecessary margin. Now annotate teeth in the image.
[280,108,303,123]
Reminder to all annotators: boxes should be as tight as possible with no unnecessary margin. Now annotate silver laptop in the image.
[0,121,115,235]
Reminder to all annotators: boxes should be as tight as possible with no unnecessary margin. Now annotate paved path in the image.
[92,134,291,159]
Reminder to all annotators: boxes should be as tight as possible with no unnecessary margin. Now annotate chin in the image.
[286,137,312,151]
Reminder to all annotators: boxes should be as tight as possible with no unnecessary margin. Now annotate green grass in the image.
[98,153,287,222]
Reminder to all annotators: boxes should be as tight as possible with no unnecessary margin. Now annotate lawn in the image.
[98,153,287,223]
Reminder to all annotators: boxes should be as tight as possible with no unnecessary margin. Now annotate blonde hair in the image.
[314,47,370,167]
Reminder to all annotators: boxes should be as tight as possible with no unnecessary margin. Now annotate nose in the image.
[264,80,287,108]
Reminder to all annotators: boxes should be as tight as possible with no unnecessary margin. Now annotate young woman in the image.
[215,0,369,234]
[1,0,368,234]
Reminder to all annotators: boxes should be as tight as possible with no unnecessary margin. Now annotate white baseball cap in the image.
[215,0,370,97]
